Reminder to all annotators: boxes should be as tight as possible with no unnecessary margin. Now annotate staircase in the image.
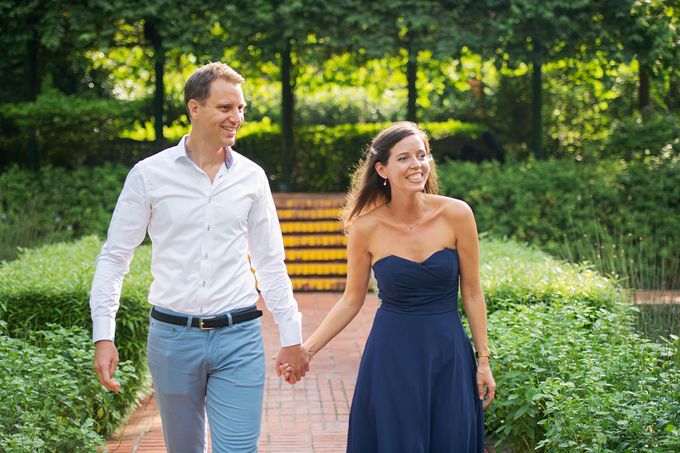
[273,193,347,292]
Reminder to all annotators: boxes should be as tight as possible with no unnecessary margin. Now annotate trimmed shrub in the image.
[0,323,142,451]
[439,155,680,289]
[0,237,152,446]
[235,120,485,192]
[479,239,620,313]
[0,87,142,168]
[0,163,129,261]
[0,236,151,366]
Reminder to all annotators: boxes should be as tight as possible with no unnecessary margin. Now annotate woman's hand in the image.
[274,345,313,384]
[476,358,496,410]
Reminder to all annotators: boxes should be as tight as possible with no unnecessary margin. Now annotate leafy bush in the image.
[439,155,680,289]
[0,86,142,168]
[236,120,485,191]
[479,239,619,313]
[0,323,142,451]
[0,236,151,367]
[0,163,129,261]
[601,111,680,160]
[486,302,680,451]
[0,237,152,446]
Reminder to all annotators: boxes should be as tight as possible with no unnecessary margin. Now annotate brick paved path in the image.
[105,293,379,453]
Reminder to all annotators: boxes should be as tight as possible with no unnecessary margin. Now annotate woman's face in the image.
[376,134,431,193]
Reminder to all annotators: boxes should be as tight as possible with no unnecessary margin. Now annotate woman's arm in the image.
[279,218,373,383]
[303,219,373,357]
[452,200,496,409]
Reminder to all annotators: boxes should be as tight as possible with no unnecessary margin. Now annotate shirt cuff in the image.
[277,315,302,347]
[92,316,116,343]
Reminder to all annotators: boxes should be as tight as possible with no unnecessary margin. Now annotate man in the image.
[90,62,309,453]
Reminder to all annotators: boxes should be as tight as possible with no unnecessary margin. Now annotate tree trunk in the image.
[145,19,165,143]
[638,64,651,112]
[531,54,543,160]
[27,29,39,168]
[406,29,417,122]
[280,38,294,192]
[153,50,165,143]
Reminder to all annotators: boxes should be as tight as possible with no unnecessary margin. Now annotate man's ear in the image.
[187,99,200,121]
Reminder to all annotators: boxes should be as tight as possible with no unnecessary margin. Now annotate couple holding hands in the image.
[91,62,495,453]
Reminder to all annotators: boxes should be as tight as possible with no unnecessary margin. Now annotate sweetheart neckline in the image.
[372,247,457,267]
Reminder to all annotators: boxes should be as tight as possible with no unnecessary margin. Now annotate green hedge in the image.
[0,236,151,365]
[0,323,141,451]
[474,239,679,451]
[439,155,680,289]
[0,88,142,168]
[0,164,129,261]
[479,239,619,313]
[0,237,153,448]
[487,302,680,451]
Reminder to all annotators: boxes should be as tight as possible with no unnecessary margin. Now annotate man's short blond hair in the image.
[184,62,245,110]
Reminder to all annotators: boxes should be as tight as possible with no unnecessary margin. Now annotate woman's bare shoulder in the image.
[427,194,473,219]
[348,206,385,238]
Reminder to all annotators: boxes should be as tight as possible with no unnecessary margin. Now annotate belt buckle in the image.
[198,317,216,331]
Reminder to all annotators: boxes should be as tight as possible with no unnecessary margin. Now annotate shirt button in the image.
[204,253,208,259]
[207,225,211,231]
[202,281,206,287]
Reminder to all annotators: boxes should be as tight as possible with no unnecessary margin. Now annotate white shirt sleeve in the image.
[89,165,150,343]
[247,170,302,347]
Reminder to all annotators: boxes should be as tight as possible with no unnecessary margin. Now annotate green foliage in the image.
[0,236,152,367]
[0,163,129,261]
[236,120,484,191]
[0,237,152,446]
[479,239,619,313]
[0,325,143,451]
[486,301,680,451]
[0,0,120,102]
[438,156,680,289]
[602,111,680,160]
[0,85,142,167]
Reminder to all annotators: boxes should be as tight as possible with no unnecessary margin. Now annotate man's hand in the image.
[273,344,311,384]
[94,340,121,392]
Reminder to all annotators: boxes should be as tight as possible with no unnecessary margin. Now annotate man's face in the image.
[192,78,245,148]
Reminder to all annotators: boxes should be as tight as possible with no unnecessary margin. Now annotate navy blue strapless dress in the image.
[347,248,484,453]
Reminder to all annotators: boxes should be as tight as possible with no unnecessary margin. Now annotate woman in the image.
[281,121,495,452]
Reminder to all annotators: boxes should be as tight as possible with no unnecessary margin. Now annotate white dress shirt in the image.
[90,136,302,346]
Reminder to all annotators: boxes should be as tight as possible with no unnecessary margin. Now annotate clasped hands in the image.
[273,344,312,384]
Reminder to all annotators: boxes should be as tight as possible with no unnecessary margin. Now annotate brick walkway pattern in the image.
[105,293,379,453]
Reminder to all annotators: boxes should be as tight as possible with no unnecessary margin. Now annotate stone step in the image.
[291,277,347,292]
[280,221,344,234]
[283,234,348,248]
[286,248,347,262]
[274,193,347,291]
[277,208,341,220]
[287,262,348,276]
[273,193,346,209]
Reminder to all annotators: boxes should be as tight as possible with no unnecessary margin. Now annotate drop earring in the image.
[383,178,387,186]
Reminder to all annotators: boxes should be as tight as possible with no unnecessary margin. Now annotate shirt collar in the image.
[174,134,235,169]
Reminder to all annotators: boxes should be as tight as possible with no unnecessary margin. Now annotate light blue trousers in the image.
[147,305,265,453]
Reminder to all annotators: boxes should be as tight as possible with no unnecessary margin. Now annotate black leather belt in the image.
[151,306,262,331]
